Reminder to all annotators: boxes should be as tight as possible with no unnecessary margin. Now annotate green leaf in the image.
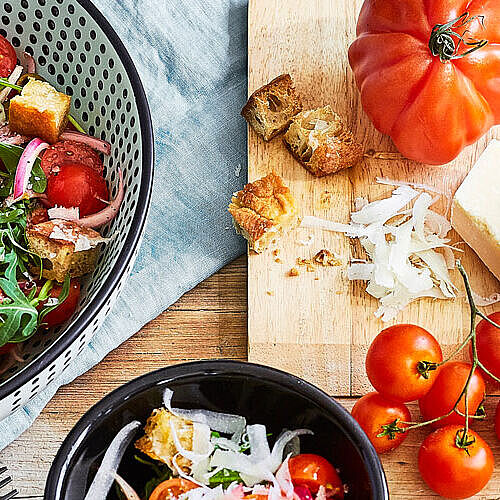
[208,469,242,488]
[38,274,70,325]
[0,249,39,345]
[0,143,47,196]
[133,454,173,499]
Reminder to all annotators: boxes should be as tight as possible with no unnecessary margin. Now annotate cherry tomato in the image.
[471,312,500,385]
[0,35,16,78]
[495,401,500,442]
[41,280,80,328]
[418,425,494,499]
[46,161,108,217]
[366,324,443,402]
[149,479,199,500]
[288,454,343,498]
[351,392,410,454]
[419,362,485,429]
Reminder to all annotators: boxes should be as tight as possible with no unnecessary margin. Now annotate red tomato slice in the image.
[0,35,17,78]
[288,454,344,498]
[46,161,109,217]
[41,280,80,328]
[149,479,199,500]
[41,140,104,177]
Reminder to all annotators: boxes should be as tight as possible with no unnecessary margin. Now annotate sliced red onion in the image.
[164,388,246,443]
[83,420,141,500]
[294,486,313,500]
[0,65,23,104]
[76,168,124,228]
[47,206,80,221]
[13,138,49,200]
[114,474,141,500]
[60,130,111,155]
[275,457,294,499]
[22,52,36,74]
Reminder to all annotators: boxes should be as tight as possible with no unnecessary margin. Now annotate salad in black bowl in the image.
[45,361,388,500]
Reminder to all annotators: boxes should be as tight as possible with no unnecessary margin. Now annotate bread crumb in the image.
[272,249,280,256]
[297,249,342,271]
[288,267,299,277]
[319,191,334,210]
[266,290,275,296]
[275,258,282,263]
[234,164,242,177]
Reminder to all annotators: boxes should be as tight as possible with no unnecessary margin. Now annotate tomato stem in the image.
[429,12,488,63]
[397,262,494,448]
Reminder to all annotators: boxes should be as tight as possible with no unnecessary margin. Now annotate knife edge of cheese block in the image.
[451,139,500,282]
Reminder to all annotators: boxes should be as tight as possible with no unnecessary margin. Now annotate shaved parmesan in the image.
[301,186,457,321]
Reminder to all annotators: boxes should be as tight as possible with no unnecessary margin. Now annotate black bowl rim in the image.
[44,360,389,500]
[0,0,155,401]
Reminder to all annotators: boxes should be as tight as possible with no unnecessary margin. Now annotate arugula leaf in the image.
[133,454,173,499]
[0,249,39,345]
[208,469,242,488]
[0,143,47,196]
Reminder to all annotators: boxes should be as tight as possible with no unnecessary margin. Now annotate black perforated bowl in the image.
[0,0,153,419]
[45,361,389,500]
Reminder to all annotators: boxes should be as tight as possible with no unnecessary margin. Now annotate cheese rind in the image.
[451,140,500,282]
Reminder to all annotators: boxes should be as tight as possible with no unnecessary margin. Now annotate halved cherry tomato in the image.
[46,161,108,217]
[0,35,17,78]
[149,478,199,500]
[470,312,500,385]
[419,362,485,428]
[418,425,494,499]
[351,392,410,454]
[288,453,343,498]
[41,280,80,328]
[366,324,443,402]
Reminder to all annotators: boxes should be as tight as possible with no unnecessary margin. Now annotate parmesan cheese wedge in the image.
[452,140,500,282]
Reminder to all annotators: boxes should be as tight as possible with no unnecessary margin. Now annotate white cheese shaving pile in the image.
[301,185,457,321]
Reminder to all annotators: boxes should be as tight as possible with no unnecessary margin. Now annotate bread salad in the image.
[0,35,124,367]
[84,389,345,500]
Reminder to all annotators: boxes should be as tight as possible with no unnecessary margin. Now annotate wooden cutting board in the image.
[246,0,500,396]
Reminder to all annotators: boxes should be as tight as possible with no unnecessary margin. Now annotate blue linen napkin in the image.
[0,0,248,450]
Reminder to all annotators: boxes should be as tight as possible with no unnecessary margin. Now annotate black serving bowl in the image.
[45,361,389,500]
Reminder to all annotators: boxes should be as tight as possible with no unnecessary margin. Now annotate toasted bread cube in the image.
[135,409,193,472]
[27,220,106,282]
[228,172,299,253]
[241,74,302,141]
[9,79,71,144]
[284,105,364,177]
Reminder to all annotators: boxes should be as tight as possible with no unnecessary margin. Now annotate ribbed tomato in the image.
[349,0,500,165]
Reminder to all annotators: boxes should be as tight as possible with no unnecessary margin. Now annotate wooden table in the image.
[0,256,498,499]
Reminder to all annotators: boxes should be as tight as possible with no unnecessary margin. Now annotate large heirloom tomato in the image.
[348,0,500,165]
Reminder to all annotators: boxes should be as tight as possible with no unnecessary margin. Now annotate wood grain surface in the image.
[246,0,500,396]
[0,257,498,499]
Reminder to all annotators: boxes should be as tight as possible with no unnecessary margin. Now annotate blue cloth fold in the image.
[0,0,247,450]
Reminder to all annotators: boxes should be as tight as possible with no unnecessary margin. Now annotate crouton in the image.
[135,408,193,472]
[9,79,71,144]
[228,171,299,253]
[26,220,107,282]
[284,105,364,177]
[241,74,302,141]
